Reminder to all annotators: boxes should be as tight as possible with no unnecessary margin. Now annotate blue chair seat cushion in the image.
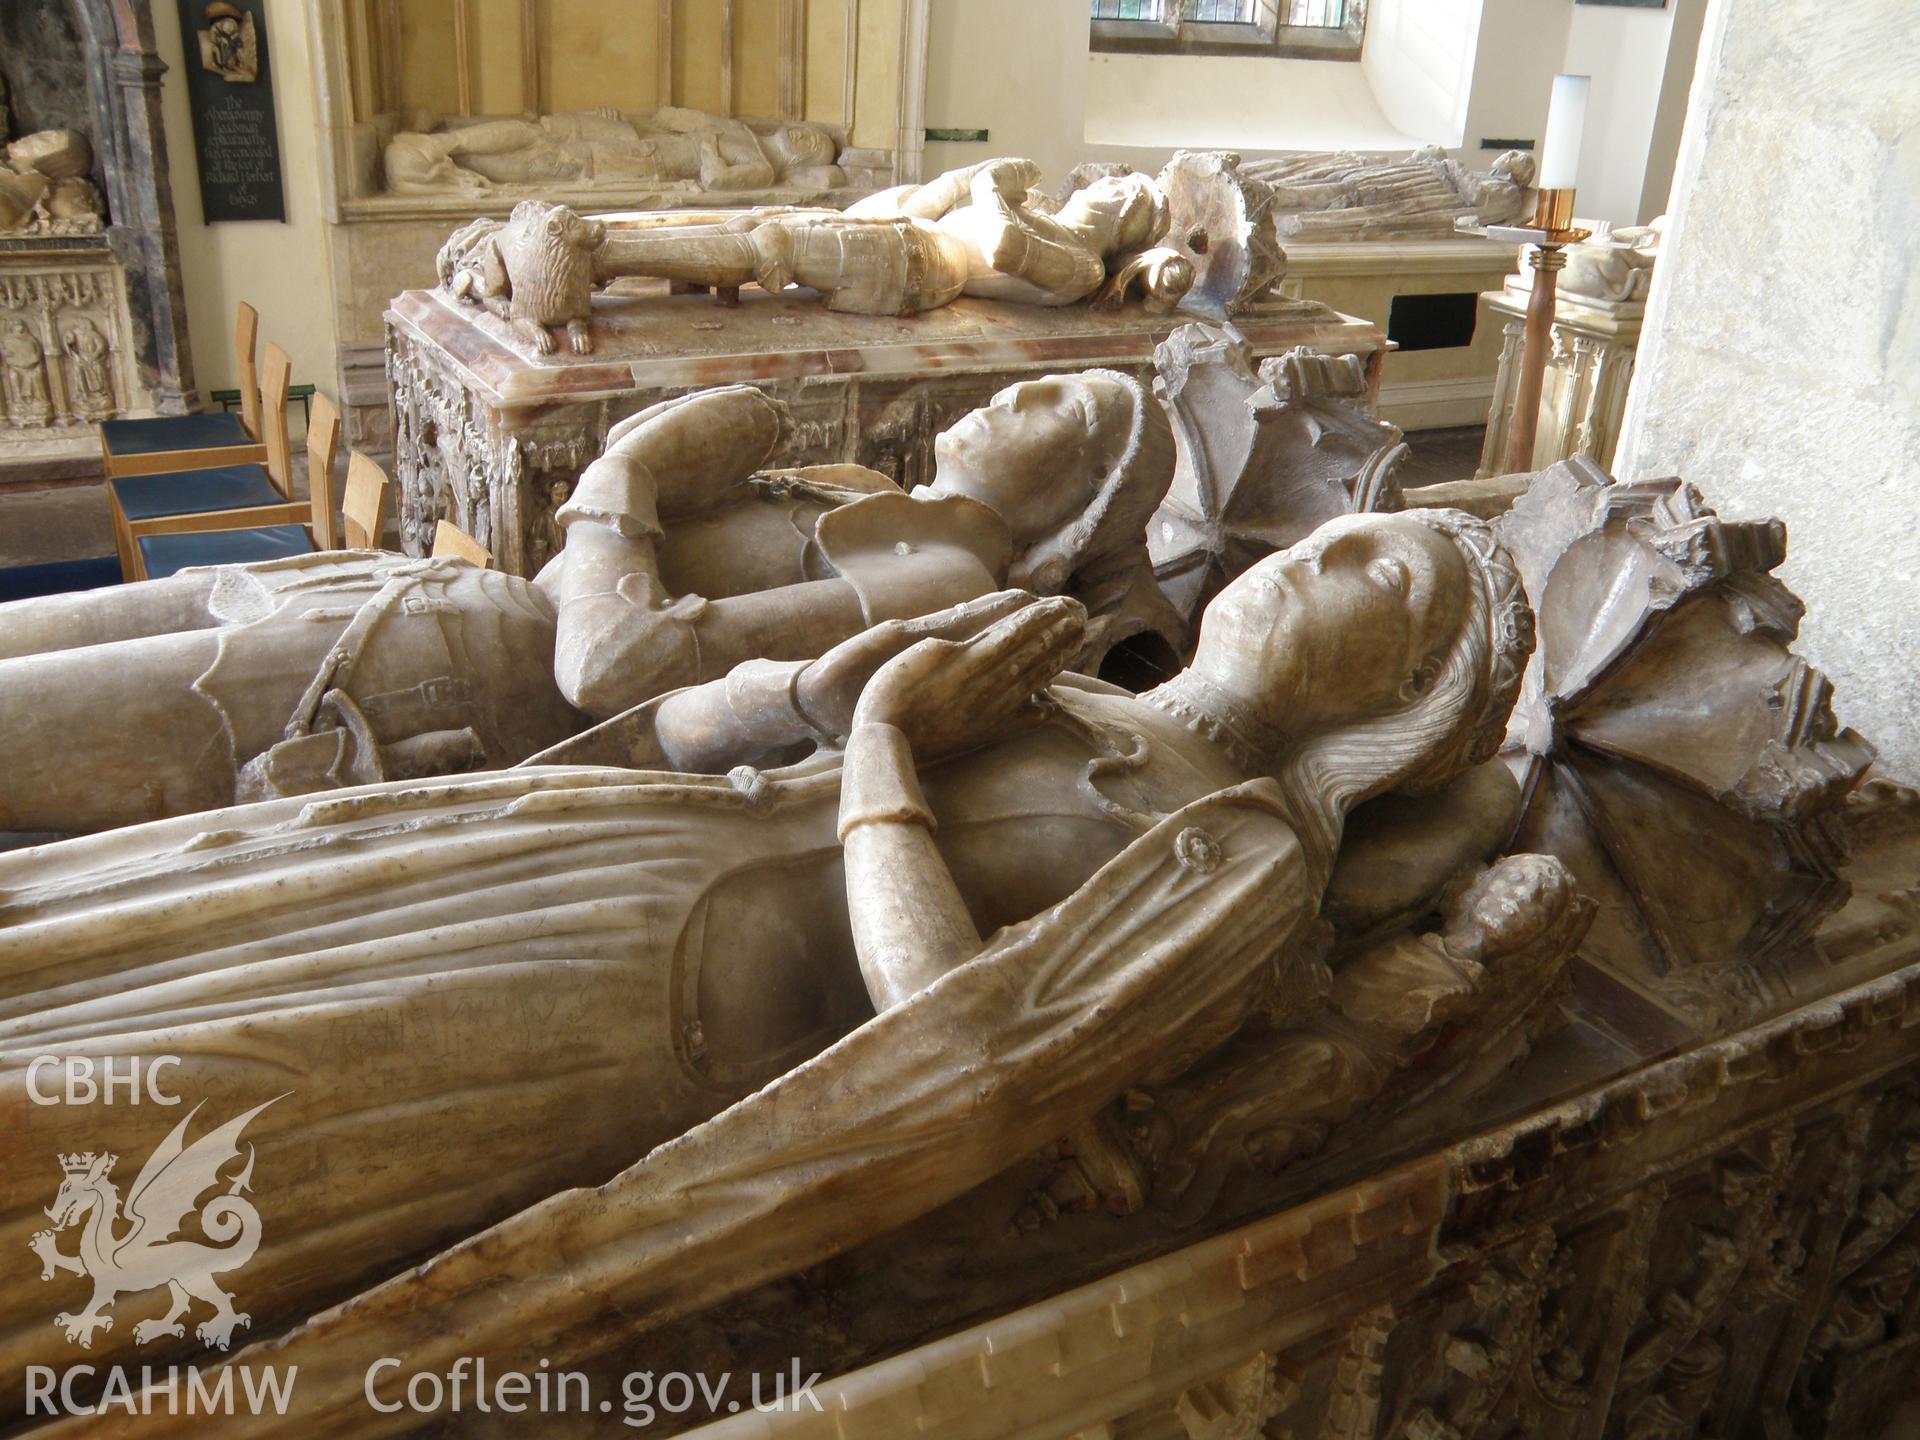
[111,464,282,521]
[100,412,253,456]
[137,525,316,580]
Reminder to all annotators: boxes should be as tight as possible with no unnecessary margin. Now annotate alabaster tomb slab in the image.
[386,282,1382,576]
[2,442,1904,1440]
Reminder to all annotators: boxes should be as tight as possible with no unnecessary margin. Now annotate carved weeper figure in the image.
[0,318,52,424]
[0,510,1533,1418]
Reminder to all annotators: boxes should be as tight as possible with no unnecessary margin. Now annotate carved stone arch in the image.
[64,0,197,413]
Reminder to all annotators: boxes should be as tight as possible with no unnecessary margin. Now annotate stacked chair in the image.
[430,518,493,568]
[115,343,344,580]
[99,302,269,478]
[102,300,496,582]
[339,451,391,551]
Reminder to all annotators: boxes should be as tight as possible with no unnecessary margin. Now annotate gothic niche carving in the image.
[0,266,132,447]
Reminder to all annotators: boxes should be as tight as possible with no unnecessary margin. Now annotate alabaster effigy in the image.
[0,370,1186,833]
[433,153,1260,357]
[1245,144,1537,243]
[3,438,1909,1439]
[0,76,105,239]
[2,500,1546,1410]
[390,152,1382,578]
[383,107,852,202]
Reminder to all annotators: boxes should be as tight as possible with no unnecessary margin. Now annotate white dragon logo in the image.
[29,1097,283,1351]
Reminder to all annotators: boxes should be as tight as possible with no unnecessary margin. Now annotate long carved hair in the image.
[1273,509,1535,869]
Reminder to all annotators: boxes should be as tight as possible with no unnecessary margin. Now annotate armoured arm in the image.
[696,130,778,191]
[594,591,1037,772]
[847,158,1040,222]
[554,529,865,719]
[947,202,1109,304]
[553,387,873,718]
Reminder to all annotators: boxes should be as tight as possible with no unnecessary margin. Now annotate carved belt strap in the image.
[280,569,433,741]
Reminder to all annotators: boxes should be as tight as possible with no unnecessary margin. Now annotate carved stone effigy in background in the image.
[382,108,859,202]
[389,152,1339,574]
[0,72,107,239]
[1479,221,1663,476]
[386,286,1379,579]
[1149,320,1406,632]
[307,0,925,455]
[428,154,1278,357]
[1245,144,1538,243]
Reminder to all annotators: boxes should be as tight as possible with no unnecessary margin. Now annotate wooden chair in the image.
[430,519,493,568]
[109,343,299,579]
[341,451,391,550]
[127,391,345,581]
[98,301,271,477]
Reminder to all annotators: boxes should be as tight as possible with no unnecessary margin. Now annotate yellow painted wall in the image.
[851,0,902,150]
[470,0,531,114]
[542,0,656,113]
[673,0,728,114]
[156,0,336,406]
[733,0,782,119]
[805,0,851,125]
[397,2,460,115]
[352,0,878,126]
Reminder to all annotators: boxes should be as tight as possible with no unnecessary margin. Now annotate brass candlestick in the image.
[1483,187,1590,475]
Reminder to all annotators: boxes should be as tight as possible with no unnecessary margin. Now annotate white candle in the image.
[1539,73,1590,191]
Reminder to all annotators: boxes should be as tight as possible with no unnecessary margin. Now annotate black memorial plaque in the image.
[174,0,286,222]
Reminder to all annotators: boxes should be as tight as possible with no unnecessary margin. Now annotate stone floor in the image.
[1396,424,1487,490]
[0,478,115,569]
[0,456,316,570]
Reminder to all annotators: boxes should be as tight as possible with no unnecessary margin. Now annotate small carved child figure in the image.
[1017,853,1591,1227]
[1335,852,1590,1061]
